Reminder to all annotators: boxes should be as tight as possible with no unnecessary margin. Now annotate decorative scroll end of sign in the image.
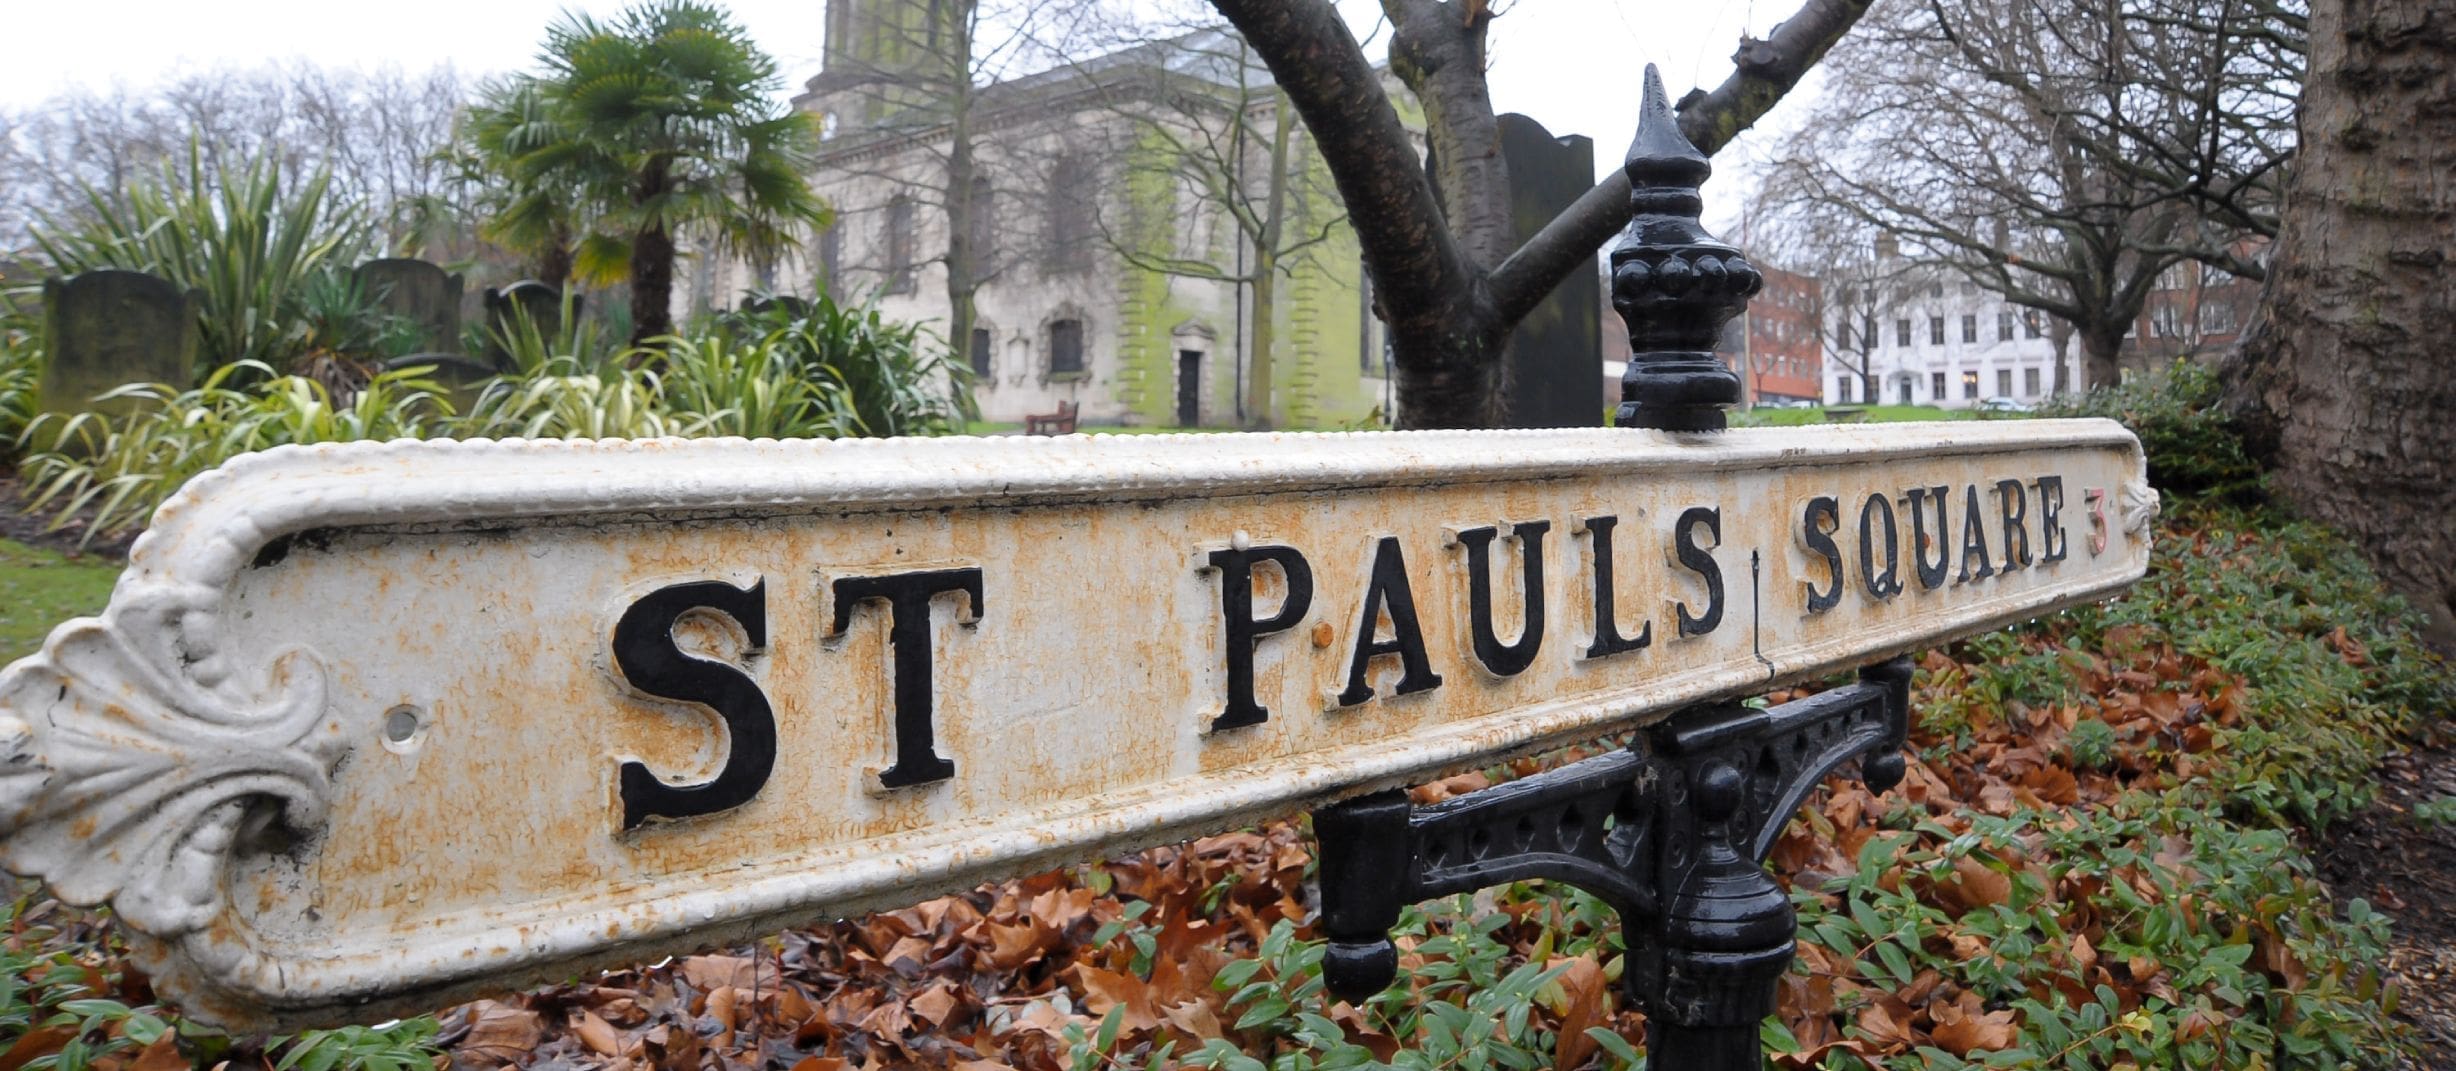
[2121,480,2161,540]
[0,584,343,939]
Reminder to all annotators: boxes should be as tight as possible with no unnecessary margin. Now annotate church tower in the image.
[805,0,965,126]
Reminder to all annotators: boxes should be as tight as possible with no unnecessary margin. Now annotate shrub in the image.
[32,146,372,373]
[16,361,454,541]
[2038,360,2265,504]
[730,294,978,437]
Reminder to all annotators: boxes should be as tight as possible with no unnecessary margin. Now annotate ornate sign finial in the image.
[1610,64,1759,432]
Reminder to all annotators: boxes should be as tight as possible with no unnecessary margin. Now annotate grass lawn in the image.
[1732,403,1975,427]
[0,539,120,663]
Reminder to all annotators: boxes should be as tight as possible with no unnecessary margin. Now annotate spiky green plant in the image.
[461,356,680,439]
[32,146,372,373]
[734,295,976,438]
[15,362,452,542]
[653,332,839,440]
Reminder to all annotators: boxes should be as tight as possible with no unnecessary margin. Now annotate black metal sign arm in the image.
[1312,657,1912,1070]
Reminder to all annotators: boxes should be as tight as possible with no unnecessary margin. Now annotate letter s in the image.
[613,579,774,829]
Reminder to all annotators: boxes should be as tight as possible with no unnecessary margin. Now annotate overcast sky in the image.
[2,0,1816,190]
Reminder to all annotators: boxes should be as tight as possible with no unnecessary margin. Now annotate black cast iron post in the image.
[1315,81,1909,1066]
[1315,661,1912,1070]
[1611,65,1760,432]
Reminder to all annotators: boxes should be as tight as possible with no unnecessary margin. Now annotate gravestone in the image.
[38,270,198,419]
[353,258,463,355]
[739,294,813,320]
[1497,114,1603,428]
[481,280,578,370]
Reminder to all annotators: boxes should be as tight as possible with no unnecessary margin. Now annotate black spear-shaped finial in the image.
[1609,64,1759,432]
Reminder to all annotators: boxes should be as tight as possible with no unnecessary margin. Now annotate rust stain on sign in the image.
[0,422,2151,1028]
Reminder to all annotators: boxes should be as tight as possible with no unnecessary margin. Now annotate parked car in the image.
[1978,396,2035,413]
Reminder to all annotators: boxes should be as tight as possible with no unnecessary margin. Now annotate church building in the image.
[689,1,1402,429]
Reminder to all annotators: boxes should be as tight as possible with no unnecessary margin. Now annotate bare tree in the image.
[1044,15,1351,427]
[798,0,1099,359]
[1200,0,1870,427]
[1758,0,2299,388]
[1757,211,1912,404]
[0,64,467,255]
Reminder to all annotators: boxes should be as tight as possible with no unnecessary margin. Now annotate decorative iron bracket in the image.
[1314,658,1912,1067]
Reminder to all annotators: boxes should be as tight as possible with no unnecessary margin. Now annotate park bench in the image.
[1024,399,1077,435]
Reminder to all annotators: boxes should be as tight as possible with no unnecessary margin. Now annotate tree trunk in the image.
[1247,255,1278,429]
[540,220,575,292]
[1245,95,1295,429]
[945,100,978,390]
[2222,0,2456,643]
[941,10,981,392]
[629,158,676,347]
[629,222,674,346]
[2047,318,2074,395]
[2078,323,2126,392]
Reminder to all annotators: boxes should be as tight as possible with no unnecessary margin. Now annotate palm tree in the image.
[503,1,829,345]
[453,77,583,289]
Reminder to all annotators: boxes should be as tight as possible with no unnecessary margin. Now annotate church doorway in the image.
[1176,350,1203,427]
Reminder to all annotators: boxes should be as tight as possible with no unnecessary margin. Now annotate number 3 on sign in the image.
[2084,487,2108,556]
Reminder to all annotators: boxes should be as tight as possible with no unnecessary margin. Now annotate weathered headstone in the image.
[1497,114,1603,428]
[353,258,463,355]
[481,280,578,369]
[739,294,813,320]
[38,270,198,419]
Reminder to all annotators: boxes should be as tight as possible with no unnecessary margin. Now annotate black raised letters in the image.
[1337,537,1444,707]
[830,568,983,789]
[1203,545,1314,732]
[1672,507,1724,637]
[1907,485,1950,590]
[1800,497,1843,613]
[1858,493,1904,599]
[1956,484,1996,583]
[1580,516,1653,660]
[613,579,775,830]
[1457,522,1549,676]
[2035,475,2068,562]
[1996,478,2032,570]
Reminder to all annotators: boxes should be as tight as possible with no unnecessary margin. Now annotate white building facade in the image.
[1824,268,2074,410]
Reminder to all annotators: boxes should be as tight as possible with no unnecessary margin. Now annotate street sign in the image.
[0,420,2152,1028]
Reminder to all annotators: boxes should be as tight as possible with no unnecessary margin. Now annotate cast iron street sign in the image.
[0,422,2152,1027]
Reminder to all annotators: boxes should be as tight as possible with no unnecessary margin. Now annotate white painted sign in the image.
[0,421,2151,1028]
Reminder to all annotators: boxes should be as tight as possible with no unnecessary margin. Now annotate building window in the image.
[1862,316,1878,350]
[1929,317,1945,345]
[967,175,995,270]
[1961,314,1977,344]
[2151,302,2185,339]
[1962,370,1979,399]
[2200,299,2237,335]
[1931,371,1946,399]
[1049,318,1085,375]
[885,195,915,294]
[969,326,993,377]
[2024,311,2043,339]
[1048,160,1095,273]
[1996,369,2013,396]
[2024,367,2042,396]
[1836,377,1854,403]
[1896,318,1912,347]
[1997,311,2014,341]
[1929,283,1943,297]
